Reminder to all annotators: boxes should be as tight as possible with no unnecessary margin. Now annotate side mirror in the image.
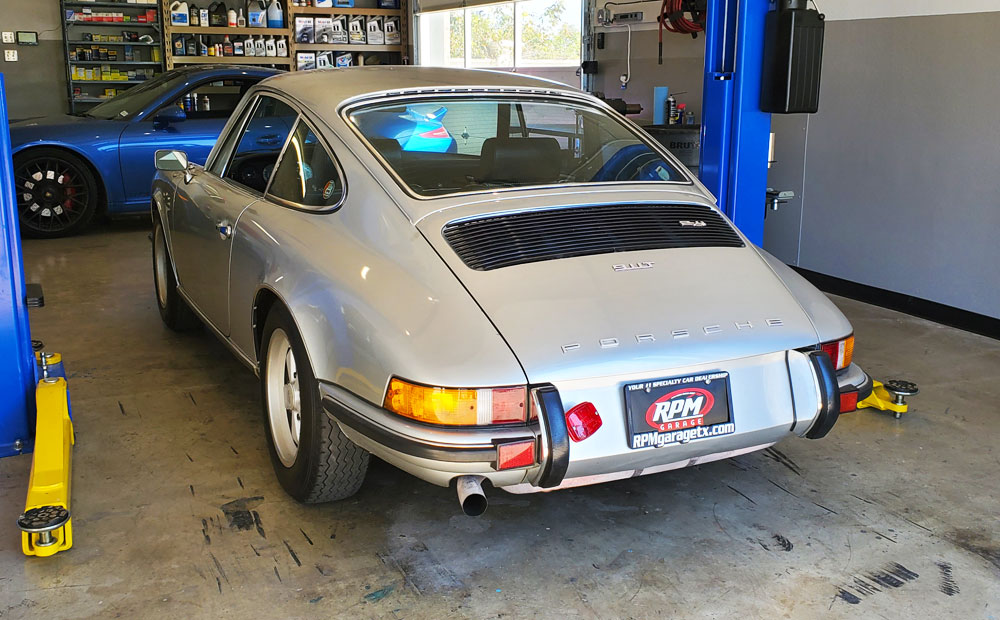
[155,149,189,172]
[154,106,187,125]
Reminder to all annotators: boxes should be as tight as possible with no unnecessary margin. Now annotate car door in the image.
[170,94,299,334]
[118,78,260,207]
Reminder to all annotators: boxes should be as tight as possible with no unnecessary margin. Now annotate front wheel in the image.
[260,304,369,503]
[152,218,200,330]
[14,148,99,238]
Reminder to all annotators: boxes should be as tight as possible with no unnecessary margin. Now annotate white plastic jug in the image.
[267,0,284,29]
[248,0,266,27]
[170,1,190,26]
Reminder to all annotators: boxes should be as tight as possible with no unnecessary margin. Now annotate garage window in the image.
[417,0,581,72]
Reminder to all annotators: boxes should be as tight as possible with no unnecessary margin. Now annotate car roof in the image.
[258,66,582,112]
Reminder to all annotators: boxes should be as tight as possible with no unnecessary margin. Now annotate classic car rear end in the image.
[151,68,869,516]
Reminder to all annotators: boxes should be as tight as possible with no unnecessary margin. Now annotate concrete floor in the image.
[1,220,998,619]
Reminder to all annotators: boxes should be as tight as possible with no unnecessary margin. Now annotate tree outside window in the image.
[419,0,581,70]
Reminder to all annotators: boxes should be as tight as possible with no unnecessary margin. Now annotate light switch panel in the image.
[1,32,14,44]
[4,50,18,62]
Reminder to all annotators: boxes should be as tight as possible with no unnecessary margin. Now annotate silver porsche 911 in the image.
[150,67,871,515]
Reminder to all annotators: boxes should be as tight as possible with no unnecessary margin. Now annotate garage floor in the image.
[1,221,998,619]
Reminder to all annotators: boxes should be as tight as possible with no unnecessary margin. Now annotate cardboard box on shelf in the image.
[295,16,315,43]
[314,17,335,44]
[296,51,316,70]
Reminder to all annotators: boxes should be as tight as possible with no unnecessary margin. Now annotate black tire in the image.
[152,218,200,330]
[14,148,100,238]
[260,303,369,503]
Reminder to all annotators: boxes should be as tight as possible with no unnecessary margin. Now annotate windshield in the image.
[86,70,189,120]
[348,96,686,197]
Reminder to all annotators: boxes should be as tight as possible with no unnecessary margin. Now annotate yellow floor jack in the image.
[857,379,919,419]
[17,350,74,558]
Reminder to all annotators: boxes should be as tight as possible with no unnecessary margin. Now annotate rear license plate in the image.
[625,371,735,449]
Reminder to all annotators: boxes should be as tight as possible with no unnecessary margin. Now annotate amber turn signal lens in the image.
[383,378,527,426]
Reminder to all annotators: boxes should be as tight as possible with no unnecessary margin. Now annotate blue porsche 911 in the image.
[9,65,280,238]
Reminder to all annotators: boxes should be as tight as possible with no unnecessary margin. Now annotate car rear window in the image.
[346,96,687,197]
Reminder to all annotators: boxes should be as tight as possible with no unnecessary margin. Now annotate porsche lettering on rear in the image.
[560,318,785,353]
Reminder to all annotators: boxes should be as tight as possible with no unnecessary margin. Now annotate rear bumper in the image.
[320,353,859,492]
[838,363,873,399]
[319,382,547,488]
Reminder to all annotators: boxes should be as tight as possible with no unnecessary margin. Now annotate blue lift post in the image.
[699,0,773,246]
[1,74,76,557]
[0,74,36,458]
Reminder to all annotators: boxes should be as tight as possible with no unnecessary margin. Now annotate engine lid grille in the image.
[442,204,745,271]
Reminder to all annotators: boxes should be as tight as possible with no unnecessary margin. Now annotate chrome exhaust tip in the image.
[456,475,488,516]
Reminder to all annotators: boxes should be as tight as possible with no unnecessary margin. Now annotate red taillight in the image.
[497,440,535,470]
[419,126,450,139]
[821,334,855,371]
[565,402,602,442]
[839,390,858,413]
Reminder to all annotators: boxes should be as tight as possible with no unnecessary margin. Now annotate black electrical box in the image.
[761,3,825,114]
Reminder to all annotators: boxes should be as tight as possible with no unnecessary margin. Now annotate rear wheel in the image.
[152,218,200,330]
[14,148,99,238]
[261,304,369,503]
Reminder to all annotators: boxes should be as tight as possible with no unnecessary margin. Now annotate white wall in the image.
[822,0,1000,21]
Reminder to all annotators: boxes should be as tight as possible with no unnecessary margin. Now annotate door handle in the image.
[218,220,233,240]
[256,134,281,146]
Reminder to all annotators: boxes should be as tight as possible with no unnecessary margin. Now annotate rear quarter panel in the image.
[226,137,526,405]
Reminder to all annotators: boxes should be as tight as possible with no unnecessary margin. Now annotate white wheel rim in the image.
[266,328,301,467]
[154,226,168,308]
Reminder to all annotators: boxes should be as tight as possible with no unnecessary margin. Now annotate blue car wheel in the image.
[14,148,99,238]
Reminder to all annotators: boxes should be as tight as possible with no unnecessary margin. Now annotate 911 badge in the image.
[625,371,735,449]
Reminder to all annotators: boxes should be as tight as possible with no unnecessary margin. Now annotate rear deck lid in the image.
[418,193,820,383]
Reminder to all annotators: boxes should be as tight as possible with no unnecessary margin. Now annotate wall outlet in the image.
[1,32,14,44]
[4,50,18,62]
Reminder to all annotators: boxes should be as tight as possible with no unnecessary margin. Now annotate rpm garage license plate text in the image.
[625,371,735,449]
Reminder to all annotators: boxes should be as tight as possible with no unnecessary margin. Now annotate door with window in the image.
[118,78,260,206]
[171,95,299,333]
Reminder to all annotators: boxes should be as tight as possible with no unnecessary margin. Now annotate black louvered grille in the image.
[442,204,745,271]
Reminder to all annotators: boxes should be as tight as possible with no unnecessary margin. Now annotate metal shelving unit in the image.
[287,1,409,70]
[61,0,166,113]
[161,1,294,71]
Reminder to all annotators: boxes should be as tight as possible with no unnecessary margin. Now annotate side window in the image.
[162,78,258,121]
[209,96,256,176]
[267,120,344,208]
[224,96,298,193]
